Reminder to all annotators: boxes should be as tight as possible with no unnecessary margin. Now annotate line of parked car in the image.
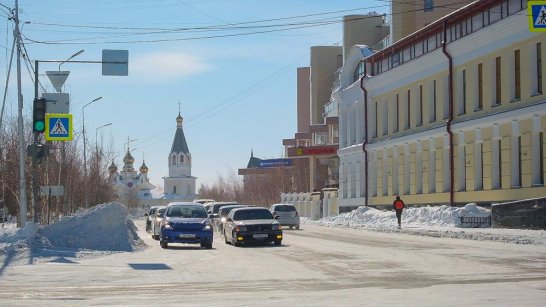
[144,201,300,250]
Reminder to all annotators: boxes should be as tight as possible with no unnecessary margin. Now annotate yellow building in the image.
[337,0,546,208]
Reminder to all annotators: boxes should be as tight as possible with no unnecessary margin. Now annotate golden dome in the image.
[108,160,118,174]
[140,161,149,174]
[123,150,134,164]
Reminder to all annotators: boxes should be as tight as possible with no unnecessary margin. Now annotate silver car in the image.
[269,204,300,229]
[151,206,167,240]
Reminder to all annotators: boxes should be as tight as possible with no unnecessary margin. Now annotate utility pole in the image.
[14,0,27,226]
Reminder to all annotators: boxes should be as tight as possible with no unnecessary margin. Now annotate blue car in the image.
[159,202,213,249]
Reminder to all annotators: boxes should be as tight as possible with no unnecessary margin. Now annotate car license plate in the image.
[179,234,195,238]
[253,234,268,239]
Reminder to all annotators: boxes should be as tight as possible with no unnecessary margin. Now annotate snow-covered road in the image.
[0,219,545,306]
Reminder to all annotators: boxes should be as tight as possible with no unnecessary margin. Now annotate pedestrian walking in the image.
[392,195,405,229]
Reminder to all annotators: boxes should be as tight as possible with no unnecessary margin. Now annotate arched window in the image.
[353,61,365,83]
[173,186,177,194]
[180,155,184,163]
[171,155,176,166]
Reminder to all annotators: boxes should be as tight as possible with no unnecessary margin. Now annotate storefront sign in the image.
[259,159,292,168]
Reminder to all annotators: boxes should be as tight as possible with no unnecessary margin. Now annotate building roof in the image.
[170,113,190,154]
[246,150,262,168]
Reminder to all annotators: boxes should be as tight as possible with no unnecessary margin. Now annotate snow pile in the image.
[41,203,143,251]
[305,204,545,245]
[318,205,462,228]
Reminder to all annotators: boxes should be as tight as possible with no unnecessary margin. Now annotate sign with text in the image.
[258,159,292,168]
[296,146,337,156]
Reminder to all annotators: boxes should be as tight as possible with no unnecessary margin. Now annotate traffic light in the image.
[27,142,49,164]
[33,98,46,133]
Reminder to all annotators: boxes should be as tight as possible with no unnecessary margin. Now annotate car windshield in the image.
[149,208,157,214]
[219,206,244,217]
[158,208,166,214]
[212,203,237,213]
[233,209,273,220]
[167,205,207,218]
[273,205,296,212]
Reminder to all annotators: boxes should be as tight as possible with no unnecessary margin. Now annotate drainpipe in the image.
[360,76,369,206]
[441,19,455,207]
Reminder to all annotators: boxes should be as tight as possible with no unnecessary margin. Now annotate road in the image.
[0,220,545,306]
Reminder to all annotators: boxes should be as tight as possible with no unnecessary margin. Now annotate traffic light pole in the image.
[14,0,28,226]
[32,60,41,223]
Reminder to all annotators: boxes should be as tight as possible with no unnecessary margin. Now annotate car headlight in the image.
[220,217,226,223]
[162,221,173,230]
[203,224,212,230]
[272,224,282,230]
[235,226,247,232]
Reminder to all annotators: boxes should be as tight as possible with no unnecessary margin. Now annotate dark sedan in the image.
[223,207,282,247]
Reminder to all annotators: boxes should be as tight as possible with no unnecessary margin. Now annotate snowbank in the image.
[41,203,143,251]
[305,204,545,245]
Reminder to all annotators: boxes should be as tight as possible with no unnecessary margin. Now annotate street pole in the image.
[95,123,112,152]
[82,97,102,208]
[14,0,27,226]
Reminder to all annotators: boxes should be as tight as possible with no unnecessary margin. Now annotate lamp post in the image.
[59,50,84,71]
[95,122,112,152]
[82,96,103,207]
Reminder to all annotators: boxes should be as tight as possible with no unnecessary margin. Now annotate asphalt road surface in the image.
[0,220,545,306]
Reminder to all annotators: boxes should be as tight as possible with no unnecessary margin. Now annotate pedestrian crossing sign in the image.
[45,113,73,141]
[529,1,546,32]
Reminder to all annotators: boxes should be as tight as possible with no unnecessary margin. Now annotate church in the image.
[108,112,197,208]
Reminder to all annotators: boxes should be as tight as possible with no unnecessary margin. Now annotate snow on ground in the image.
[304,203,546,245]
[0,202,545,269]
[0,203,144,266]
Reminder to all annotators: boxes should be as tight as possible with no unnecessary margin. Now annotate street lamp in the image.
[82,96,103,207]
[95,122,112,151]
[59,49,84,71]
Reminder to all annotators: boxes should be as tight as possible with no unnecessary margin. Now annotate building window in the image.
[497,139,502,189]
[514,49,521,100]
[406,90,411,130]
[180,155,184,163]
[460,69,466,115]
[477,63,483,110]
[417,85,423,126]
[171,155,176,166]
[458,143,466,192]
[495,56,502,106]
[381,153,387,196]
[374,101,378,138]
[173,186,177,194]
[537,43,543,94]
[428,144,435,193]
[424,0,434,12]
[474,142,483,191]
[430,80,437,123]
[353,61,365,83]
[394,94,399,132]
[383,101,388,135]
[538,132,544,185]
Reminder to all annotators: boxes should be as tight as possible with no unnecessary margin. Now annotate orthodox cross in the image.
[125,137,138,153]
